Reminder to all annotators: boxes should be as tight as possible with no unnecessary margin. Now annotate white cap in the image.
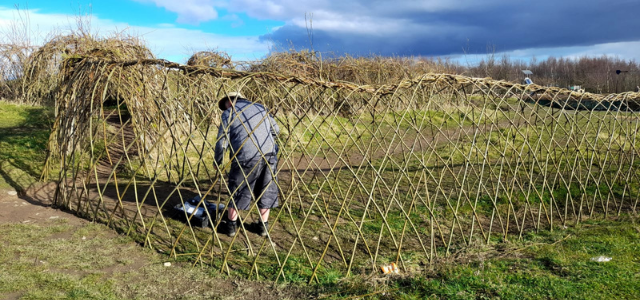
[218,91,245,110]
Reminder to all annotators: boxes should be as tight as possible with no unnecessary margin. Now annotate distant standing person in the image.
[215,92,280,237]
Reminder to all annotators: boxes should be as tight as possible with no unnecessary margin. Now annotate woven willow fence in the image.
[47,57,640,282]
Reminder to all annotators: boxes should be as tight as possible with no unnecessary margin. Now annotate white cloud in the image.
[0,6,270,61]
[229,0,325,20]
[288,11,401,35]
[455,41,640,66]
[220,13,244,28]
[503,41,640,62]
[3,2,639,63]
[569,41,640,61]
[400,0,504,12]
[225,0,503,43]
[0,7,75,44]
[254,0,640,59]
[227,0,502,26]
[157,23,177,28]
[133,0,220,24]
[139,27,269,62]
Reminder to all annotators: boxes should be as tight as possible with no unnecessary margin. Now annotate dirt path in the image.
[0,185,310,299]
[0,184,82,226]
[95,109,139,177]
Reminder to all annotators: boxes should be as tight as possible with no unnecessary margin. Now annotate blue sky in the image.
[1,0,639,64]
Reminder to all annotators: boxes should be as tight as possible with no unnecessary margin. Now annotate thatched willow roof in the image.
[22,34,154,104]
[187,51,233,69]
[248,50,320,78]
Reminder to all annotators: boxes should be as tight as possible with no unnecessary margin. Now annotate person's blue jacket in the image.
[214,99,279,166]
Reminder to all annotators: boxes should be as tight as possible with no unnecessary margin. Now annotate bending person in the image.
[215,92,280,237]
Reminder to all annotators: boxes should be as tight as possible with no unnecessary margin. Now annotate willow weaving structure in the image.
[47,56,640,282]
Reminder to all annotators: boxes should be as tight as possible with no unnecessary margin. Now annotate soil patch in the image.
[0,184,311,299]
[0,184,83,226]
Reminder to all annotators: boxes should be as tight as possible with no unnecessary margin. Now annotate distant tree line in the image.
[249,52,640,93]
[465,55,640,93]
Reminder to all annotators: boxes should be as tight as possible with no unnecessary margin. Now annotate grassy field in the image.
[1,100,639,299]
[0,101,53,191]
[318,217,640,299]
[0,218,310,299]
[1,205,637,299]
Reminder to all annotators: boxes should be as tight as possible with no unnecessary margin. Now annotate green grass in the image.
[0,221,123,299]
[2,210,637,299]
[314,216,640,299]
[2,101,640,298]
[0,219,310,299]
[276,105,507,156]
[0,101,53,191]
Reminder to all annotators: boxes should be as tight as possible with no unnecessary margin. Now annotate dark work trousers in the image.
[227,153,279,210]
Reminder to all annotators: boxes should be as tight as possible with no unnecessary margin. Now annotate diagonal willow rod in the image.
[46,56,640,283]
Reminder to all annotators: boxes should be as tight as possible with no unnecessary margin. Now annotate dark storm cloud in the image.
[259,0,640,56]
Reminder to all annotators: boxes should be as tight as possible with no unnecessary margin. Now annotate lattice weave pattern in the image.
[48,57,640,282]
